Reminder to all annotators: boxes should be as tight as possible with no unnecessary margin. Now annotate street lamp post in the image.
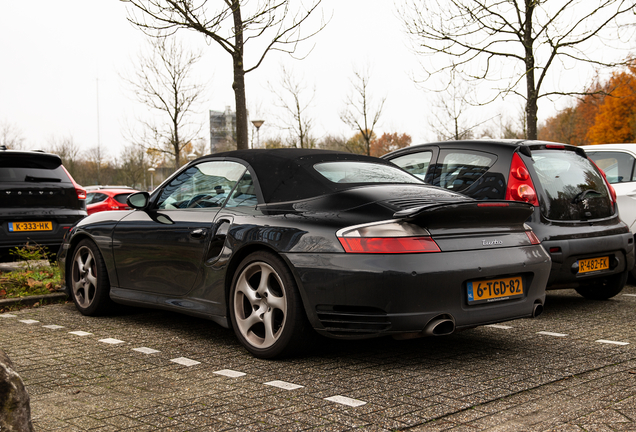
[251,120,264,148]
[148,167,155,191]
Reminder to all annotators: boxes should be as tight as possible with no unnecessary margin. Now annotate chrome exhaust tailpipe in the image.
[423,314,455,337]
[392,314,456,340]
[532,301,544,318]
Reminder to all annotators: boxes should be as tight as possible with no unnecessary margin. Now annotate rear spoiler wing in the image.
[393,200,534,229]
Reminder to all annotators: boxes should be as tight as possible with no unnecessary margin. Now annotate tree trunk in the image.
[232,2,249,151]
[524,0,538,140]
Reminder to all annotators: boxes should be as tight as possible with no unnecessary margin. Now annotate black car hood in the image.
[75,208,133,228]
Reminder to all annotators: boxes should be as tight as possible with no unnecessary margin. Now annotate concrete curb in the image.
[0,293,68,308]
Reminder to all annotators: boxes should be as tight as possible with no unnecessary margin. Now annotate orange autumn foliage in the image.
[540,62,636,145]
[587,67,636,144]
[539,80,607,145]
[370,132,412,157]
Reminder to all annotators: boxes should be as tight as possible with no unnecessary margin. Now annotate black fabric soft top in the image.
[207,148,409,203]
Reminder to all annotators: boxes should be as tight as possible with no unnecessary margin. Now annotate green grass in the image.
[0,244,63,300]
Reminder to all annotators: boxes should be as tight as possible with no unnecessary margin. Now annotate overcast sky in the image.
[0,1,630,160]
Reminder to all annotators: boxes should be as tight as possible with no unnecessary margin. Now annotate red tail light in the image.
[338,236,441,253]
[525,231,541,245]
[61,166,86,200]
[337,221,441,254]
[506,153,538,206]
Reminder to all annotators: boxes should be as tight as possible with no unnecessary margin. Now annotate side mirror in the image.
[127,192,150,210]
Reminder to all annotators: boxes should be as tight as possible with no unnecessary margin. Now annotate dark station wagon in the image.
[385,139,635,300]
[0,148,87,260]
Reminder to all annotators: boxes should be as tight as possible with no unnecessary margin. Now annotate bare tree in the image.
[47,136,82,175]
[115,144,148,189]
[123,0,326,151]
[269,66,315,148]
[340,66,386,156]
[401,0,636,140]
[429,72,482,141]
[123,36,205,168]
[0,121,25,150]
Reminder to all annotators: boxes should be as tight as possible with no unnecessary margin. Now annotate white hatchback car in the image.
[583,143,636,275]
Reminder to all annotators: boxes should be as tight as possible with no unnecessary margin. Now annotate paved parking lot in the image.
[3,285,636,431]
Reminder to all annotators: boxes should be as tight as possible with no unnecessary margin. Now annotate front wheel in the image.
[69,239,114,315]
[229,251,311,359]
[575,270,628,300]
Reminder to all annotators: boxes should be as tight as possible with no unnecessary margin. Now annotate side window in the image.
[156,161,247,210]
[587,152,636,184]
[390,152,432,181]
[438,152,495,192]
[87,193,107,205]
[225,171,258,207]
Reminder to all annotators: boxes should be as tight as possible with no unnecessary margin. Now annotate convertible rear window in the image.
[314,161,423,184]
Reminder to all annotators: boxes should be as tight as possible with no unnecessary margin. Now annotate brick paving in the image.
[3,285,636,430]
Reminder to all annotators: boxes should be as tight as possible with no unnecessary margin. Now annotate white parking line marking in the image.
[18,319,39,324]
[214,369,246,378]
[170,357,200,366]
[265,380,304,390]
[132,347,160,354]
[325,395,367,407]
[68,331,93,336]
[99,338,124,344]
[537,331,568,337]
[596,339,630,346]
[486,324,513,329]
[0,314,17,318]
[622,294,636,297]
[42,325,64,329]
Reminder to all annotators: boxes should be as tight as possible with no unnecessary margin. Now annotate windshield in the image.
[314,161,423,184]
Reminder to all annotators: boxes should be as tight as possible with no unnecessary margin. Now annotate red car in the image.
[85,187,139,215]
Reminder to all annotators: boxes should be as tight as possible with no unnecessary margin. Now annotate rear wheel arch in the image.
[224,244,280,311]
[223,245,310,326]
[227,249,313,358]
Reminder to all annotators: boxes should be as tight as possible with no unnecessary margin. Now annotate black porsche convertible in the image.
[59,149,550,358]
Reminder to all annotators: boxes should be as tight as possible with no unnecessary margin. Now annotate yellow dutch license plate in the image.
[467,276,524,305]
[578,256,609,274]
[9,221,53,232]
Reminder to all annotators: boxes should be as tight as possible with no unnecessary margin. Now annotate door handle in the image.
[190,228,208,238]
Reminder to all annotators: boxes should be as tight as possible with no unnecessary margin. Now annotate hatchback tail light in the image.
[336,220,441,254]
[505,153,539,206]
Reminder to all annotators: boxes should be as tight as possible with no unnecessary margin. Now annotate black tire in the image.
[69,239,114,315]
[229,251,312,359]
[575,270,628,300]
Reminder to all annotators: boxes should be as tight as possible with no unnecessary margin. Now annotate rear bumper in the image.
[283,245,550,339]
[543,231,634,288]
[0,213,85,258]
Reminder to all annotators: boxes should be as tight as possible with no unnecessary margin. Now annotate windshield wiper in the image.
[572,189,602,203]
